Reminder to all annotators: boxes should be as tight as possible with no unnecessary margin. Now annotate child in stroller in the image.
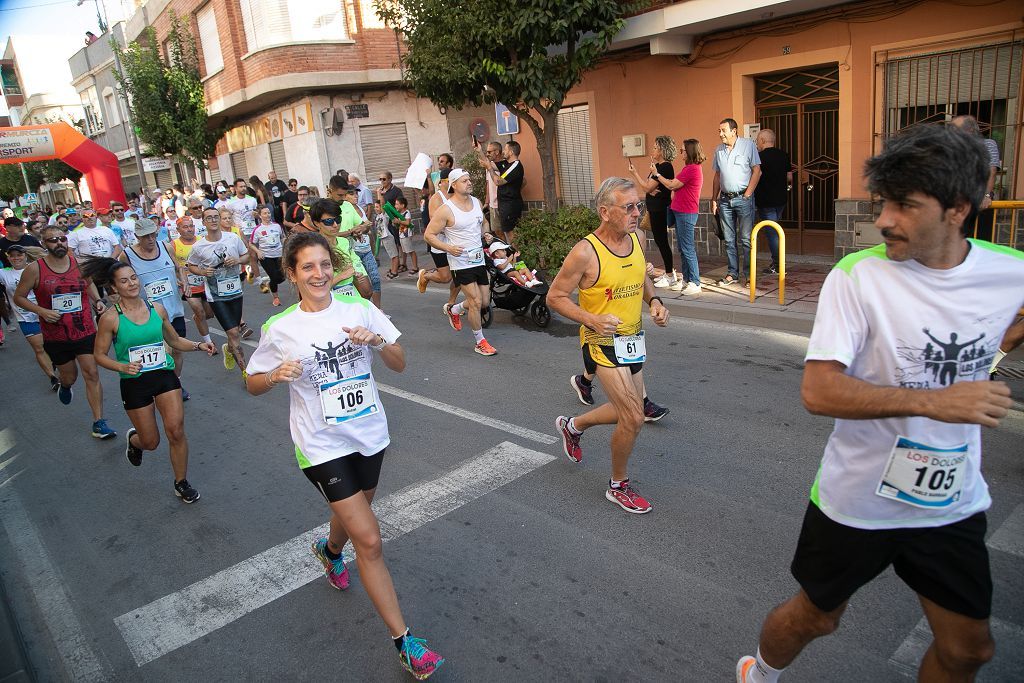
[486,240,542,288]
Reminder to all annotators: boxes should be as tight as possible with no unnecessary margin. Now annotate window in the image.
[102,88,120,127]
[556,105,595,206]
[359,123,410,183]
[196,4,224,76]
[240,0,347,53]
[81,87,104,134]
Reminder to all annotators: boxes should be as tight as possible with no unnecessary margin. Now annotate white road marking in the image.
[987,503,1024,559]
[0,488,107,681]
[115,441,555,667]
[207,327,558,445]
[889,615,1024,678]
[0,427,14,458]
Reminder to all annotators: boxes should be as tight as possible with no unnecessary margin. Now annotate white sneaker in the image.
[652,275,671,288]
[681,282,702,296]
[669,279,684,291]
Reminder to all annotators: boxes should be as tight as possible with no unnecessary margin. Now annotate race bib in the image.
[876,436,967,509]
[319,373,378,424]
[333,282,356,297]
[187,273,206,288]
[450,247,484,270]
[51,292,82,314]
[144,277,173,300]
[613,331,646,364]
[128,342,167,372]
[261,233,280,249]
[216,273,241,296]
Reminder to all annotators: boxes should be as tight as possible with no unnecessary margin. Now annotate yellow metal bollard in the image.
[749,220,785,305]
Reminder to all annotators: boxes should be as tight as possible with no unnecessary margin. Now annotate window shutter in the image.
[359,123,411,185]
[229,151,248,182]
[197,4,224,75]
[268,140,289,178]
[556,104,595,206]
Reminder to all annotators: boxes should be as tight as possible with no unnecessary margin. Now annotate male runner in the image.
[736,124,1022,682]
[14,225,116,438]
[422,168,497,356]
[549,177,669,514]
[169,216,215,353]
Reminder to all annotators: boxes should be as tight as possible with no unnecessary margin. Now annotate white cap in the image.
[447,168,470,187]
[488,241,510,253]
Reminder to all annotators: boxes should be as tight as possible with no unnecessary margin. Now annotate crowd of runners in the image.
[1,124,1022,681]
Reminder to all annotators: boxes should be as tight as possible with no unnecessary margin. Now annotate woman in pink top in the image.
[652,138,705,295]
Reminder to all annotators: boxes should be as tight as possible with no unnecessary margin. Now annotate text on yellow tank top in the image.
[578,231,645,347]
[170,237,195,267]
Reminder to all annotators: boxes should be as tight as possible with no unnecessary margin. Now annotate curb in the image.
[657,295,816,335]
[0,573,33,682]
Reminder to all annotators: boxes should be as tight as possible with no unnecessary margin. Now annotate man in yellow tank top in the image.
[548,177,669,514]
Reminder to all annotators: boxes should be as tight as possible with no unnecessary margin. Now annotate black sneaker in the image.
[643,399,669,423]
[174,479,200,503]
[239,322,254,340]
[49,375,60,392]
[569,374,594,406]
[762,263,778,275]
[125,427,143,466]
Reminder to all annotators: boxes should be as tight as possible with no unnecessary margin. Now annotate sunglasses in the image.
[44,236,69,244]
[319,217,338,226]
[378,178,387,182]
[611,201,646,214]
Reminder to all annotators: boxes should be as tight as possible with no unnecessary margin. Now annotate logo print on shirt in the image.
[895,328,996,388]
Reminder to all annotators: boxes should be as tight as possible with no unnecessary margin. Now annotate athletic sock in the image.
[202,334,212,343]
[324,543,341,561]
[567,417,583,435]
[392,627,411,651]
[450,302,465,315]
[748,648,784,683]
[579,375,592,387]
[609,478,626,489]
[990,348,1007,373]
[472,329,485,344]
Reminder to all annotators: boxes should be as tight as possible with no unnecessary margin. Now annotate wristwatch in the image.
[371,335,388,351]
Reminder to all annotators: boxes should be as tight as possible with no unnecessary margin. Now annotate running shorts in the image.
[582,343,644,374]
[43,334,96,366]
[120,368,181,410]
[19,321,41,337]
[791,501,992,619]
[171,316,186,338]
[452,265,489,287]
[209,297,244,331]
[302,449,386,502]
[430,250,449,270]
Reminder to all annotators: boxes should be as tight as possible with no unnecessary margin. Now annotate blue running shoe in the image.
[58,384,73,405]
[91,419,116,440]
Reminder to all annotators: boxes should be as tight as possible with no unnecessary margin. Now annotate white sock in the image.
[451,301,465,315]
[748,648,784,683]
[567,417,583,435]
[202,334,212,343]
[990,348,1007,373]
[473,329,485,344]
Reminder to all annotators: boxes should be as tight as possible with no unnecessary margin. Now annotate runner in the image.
[185,207,250,378]
[548,177,669,514]
[13,225,117,438]
[422,168,497,356]
[169,217,216,353]
[110,201,137,246]
[245,231,444,680]
[736,124,1022,683]
[416,169,467,331]
[226,178,258,282]
[308,199,372,299]
[67,208,123,263]
[0,244,59,388]
[84,257,215,503]
[250,206,286,306]
[218,207,255,340]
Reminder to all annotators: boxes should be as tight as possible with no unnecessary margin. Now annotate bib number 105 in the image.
[912,466,957,491]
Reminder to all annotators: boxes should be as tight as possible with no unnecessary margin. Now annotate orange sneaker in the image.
[474,339,497,356]
[416,269,428,293]
[442,303,462,331]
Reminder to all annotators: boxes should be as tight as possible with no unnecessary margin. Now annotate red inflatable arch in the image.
[0,122,125,207]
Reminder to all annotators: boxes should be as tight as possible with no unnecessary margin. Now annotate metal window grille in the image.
[229,151,248,183]
[556,104,595,206]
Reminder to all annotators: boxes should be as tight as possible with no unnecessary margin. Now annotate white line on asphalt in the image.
[889,615,1024,678]
[114,441,555,667]
[0,488,107,681]
[207,327,558,445]
[0,427,14,458]
[987,502,1024,558]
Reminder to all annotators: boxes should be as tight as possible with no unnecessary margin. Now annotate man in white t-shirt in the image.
[737,125,1023,683]
[67,209,123,262]
[111,201,137,246]
[226,178,257,235]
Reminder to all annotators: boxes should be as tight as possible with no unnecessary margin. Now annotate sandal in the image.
[397,265,408,273]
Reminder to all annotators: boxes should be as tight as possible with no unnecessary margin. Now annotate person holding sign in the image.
[736,125,1021,683]
[85,257,215,504]
[14,225,117,439]
[244,232,445,680]
[548,178,669,515]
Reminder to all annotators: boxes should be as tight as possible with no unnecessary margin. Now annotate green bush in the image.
[514,205,599,275]
[458,151,488,204]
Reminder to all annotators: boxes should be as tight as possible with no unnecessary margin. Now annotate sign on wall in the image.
[142,157,172,172]
[495,103,519,136]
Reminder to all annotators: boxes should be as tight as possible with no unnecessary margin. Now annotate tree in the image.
[377,0,638,209]
[114,12,221,173]
[0,161,82,203]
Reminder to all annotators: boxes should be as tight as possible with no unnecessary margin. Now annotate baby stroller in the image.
[482,253,551,328]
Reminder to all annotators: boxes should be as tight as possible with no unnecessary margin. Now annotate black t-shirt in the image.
[0,234,41,267]
[285,203,305,226]
[380,184,402,208]
[265,180,288,206]
[754,147,791,208]
[646,161,675,211]
[496,160,524,203]
[283,189,298,207]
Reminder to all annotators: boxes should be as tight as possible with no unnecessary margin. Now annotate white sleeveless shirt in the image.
[442,195,485,271]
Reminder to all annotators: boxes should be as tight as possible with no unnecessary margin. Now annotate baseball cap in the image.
[447,168,469,188]
[134,218,159,236]
[6,244,27,254]
[65,208,78,215]
[152,188,163,196]
[487,241,510,253]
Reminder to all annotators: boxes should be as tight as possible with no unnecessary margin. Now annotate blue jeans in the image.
[718,194,755,279]
[756,204,785,265]
[358,250,381,292]
[669,209,700,284]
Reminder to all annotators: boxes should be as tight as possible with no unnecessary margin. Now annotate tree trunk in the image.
[518,106,560,211]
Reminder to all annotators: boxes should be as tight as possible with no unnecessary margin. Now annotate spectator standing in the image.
[711,118,761,287]
[283,186,310,233]
[950,115,1000,241]
[628,135,677,287]
[656,138,705,295]
[754,129,792,274]
[376,172,404,262]
[0,217,42,267]
[282,178,299,220]
[264,170,288,224]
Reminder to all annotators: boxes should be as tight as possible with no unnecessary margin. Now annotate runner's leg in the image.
[916,595,994,681]
[125,402,162,452]
[461,282,482,331]
[154,389,189,481]
[25,334,55,381]
[327,488,377,556]
[55,358,78,390]
[77,354,104,421]
[754,590,847,672]
[226,326,246,371]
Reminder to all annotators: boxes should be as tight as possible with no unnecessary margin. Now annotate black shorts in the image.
[209,296,244,331]
[43,334,96,366]
[120,368,181,410]
[188,289,207,301]
[171,316,186,338]
[791,501,992,619]
[303,449,386,502]
[430,250,449,270]
[582,343,644,374]
[452,265,489,287]
[498,200,524,233]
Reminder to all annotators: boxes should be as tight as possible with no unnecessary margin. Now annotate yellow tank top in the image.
[170,237,195,267]
[578,231,645,347]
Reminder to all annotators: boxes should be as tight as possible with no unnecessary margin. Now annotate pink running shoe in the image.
[605,479,652,514]
[311,537,350,590]
[399,634,445,680]
[555,416,582,463]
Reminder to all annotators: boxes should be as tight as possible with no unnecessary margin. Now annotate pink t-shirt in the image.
[670,163,703,214]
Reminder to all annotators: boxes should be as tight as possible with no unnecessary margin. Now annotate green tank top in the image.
[113,302,174,379]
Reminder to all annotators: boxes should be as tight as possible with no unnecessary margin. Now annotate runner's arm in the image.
[155,302,214,354]
[12,263,53,320]
[643,276,669,326]
[802,359,1012,427]
[93,310,136,375]
[423,206,457,254]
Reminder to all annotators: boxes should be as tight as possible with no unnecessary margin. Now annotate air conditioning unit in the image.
[622,134,645,157]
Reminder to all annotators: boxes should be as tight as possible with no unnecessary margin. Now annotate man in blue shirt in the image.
[711,118,761,286]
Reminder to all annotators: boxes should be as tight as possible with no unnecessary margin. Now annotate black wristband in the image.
[649,296,663,307]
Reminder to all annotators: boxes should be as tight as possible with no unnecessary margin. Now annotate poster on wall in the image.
[281,108,295,137]
[269,112,282,140]
[293,103,312,134]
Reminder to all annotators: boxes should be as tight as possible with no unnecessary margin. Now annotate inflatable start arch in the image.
[0,122,125,207]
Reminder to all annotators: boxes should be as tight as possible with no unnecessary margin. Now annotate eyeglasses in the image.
[319,217,338,226]
[44,236,69,244]
[609,201,646,214]
[203,215,221,220]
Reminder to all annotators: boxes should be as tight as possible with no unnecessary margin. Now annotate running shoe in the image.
[442,303,462,331]
[310,537,350,590]
[240,323,254,340]
[58,383,73,405]
[174,478,200,503]
[272,296,281,307]
[259,281,271,294]
[569,374,594,405]
[416,269,428,293]
[643,399,669,423]
[474,339,497,356]
[605,480,652,514]
[181,387,191,402]
[398,634,445,680]
[222,343,236,370]
[50,375,60,392]
[555,415,582,463]
[736,656,756,683]
[91,419,116,440]
[125,427,143,466]
[652,274,671,288]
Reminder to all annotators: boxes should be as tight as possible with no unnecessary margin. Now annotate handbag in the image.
[713,211,725,241]
[639,210,651,232]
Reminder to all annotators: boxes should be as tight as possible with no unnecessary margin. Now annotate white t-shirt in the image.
[226,196,257,235]
[251,223,284,258]
[0,267,37,323]
[247,294,401,468]
[112,217,137,246]
[191,216,207,238]
[185,232,248,301]
[806,241,1024,530]
[67,226,120,258]
[442,196,485,271]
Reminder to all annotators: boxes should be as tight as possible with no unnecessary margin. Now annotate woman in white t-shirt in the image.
[244,232,444,680]
[250,206,285,306]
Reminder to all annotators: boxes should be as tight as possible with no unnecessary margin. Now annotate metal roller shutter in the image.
[555,104,595,206]
[268,140,289,178]
[229,151,248,182]
[359,123,411,184]
[210,165,222,184]
[155,169,173,191]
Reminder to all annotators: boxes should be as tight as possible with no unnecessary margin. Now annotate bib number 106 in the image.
[339,389,364,409]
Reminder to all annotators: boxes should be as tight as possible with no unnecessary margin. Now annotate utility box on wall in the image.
[743,123,761,140]
[621,134,646,157]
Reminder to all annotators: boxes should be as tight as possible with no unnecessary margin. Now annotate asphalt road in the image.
[1,275,1021,682]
